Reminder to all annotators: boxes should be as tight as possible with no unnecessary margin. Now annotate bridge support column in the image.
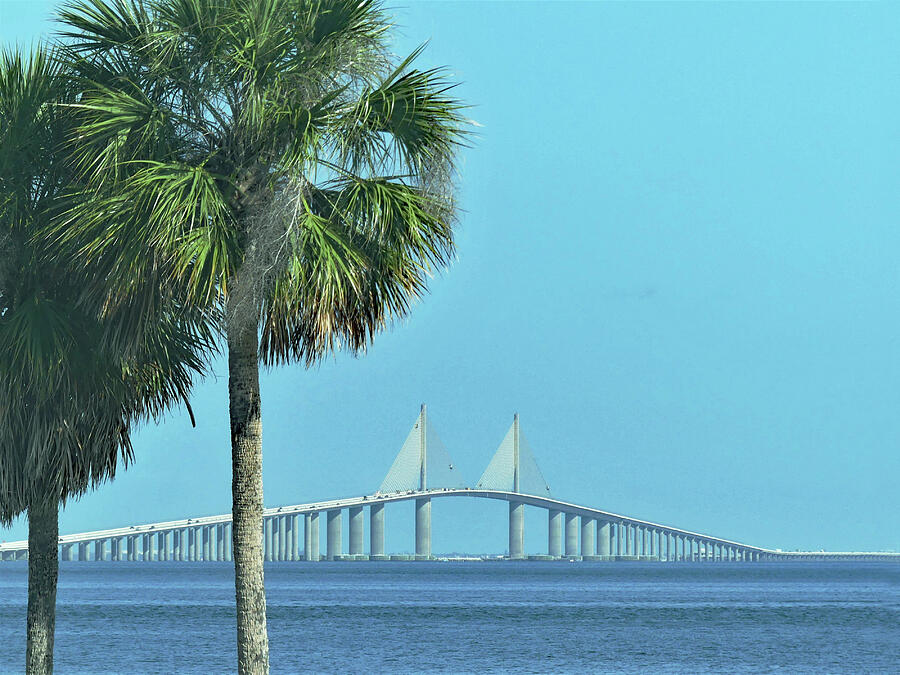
[643,529,650,558]
[216,524,224,562]
[415,498,432,559]
[94,540,103,562]
[616,523,623,556]
[327,509,342,560]
[597,521,611,557]
[202,526,210,562]
[564,513,578,557]
[278,516,287,561]
[290,516,298,561]
[625,524,633,557]
[349,507,364,556]
[78,543,87,562]
[225,523,233,562]
[370,504,385,559]
[509,502,524,560]
[581,517,595,557]
[305,512,319,561]
[264,518,273,562]
[548,510,562,558]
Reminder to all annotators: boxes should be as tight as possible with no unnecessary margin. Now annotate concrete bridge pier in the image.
[78,542,87,562]
[280,516,289,561]
[509,501,524,559]
[616,523,623,556]
[581,517,595,557]
[216,525,225,561]
[61,544,72,562]
[625,524,632,557]
[94,540,104,562]
[597,521,611,557]
[548,509,562,558]
[349,506,364,557]
[327,509,342,560]
[370,504,385,558]
[305,512,319,561]
[415,498,432,559]
[225,523,233,562]
[564,513,578,557]
[201,526,209,562]
[290,516,299,560]
[264,518,273,562]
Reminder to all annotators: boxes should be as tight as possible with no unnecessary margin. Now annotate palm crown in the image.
[59,0,467,360]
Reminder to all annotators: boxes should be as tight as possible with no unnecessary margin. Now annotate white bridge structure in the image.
[1,407,896,563]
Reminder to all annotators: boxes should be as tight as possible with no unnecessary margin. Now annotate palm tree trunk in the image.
[26,497,58,675]
[227,292,269,675]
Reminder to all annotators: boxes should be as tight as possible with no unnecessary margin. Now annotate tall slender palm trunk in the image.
[26,497,58,675]
[227,292,269,675]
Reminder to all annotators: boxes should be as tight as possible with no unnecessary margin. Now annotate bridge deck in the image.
[1,488,896,559]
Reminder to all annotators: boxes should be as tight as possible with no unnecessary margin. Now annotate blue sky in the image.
[1,1,898,554]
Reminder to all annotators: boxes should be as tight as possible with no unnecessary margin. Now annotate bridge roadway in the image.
[2,488,896,562]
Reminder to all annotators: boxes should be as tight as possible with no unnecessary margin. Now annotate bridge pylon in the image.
[476,414,552,559]
[378,404,464,494]
[377,405,463,558]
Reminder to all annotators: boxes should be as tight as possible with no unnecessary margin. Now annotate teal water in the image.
[0,562,897,673]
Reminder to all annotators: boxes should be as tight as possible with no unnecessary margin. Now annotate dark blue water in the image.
[0,562,897,673]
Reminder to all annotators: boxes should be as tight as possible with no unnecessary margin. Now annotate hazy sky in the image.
[1,1,898,554]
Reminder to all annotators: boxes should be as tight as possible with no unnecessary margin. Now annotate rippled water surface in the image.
[0,562,898,673]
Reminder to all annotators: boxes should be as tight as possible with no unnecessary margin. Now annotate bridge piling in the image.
[370,504,385,559]
[279,516,288,561]
[327,509,342,560]
[415,498,432,559]
[509,502,524,559]
[564,513,578,557]
[349,507,364,557]
[581,517,595,557]
[597,521,611,557]
[548,509,562,558]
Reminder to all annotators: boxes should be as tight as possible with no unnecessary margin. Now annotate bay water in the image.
[0,562,897,673]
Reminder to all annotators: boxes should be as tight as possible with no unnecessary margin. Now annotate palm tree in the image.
[0,45,210,673]
[56,0,467,671]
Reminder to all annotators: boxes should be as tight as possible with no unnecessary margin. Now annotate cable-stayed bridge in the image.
[0,406,896,563]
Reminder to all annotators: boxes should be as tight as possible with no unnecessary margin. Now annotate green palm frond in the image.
[57,0,469,368]
[0,43,211,525]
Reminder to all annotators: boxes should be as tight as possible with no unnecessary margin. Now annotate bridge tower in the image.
[477,414,551,559]
[377,405,463,559]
